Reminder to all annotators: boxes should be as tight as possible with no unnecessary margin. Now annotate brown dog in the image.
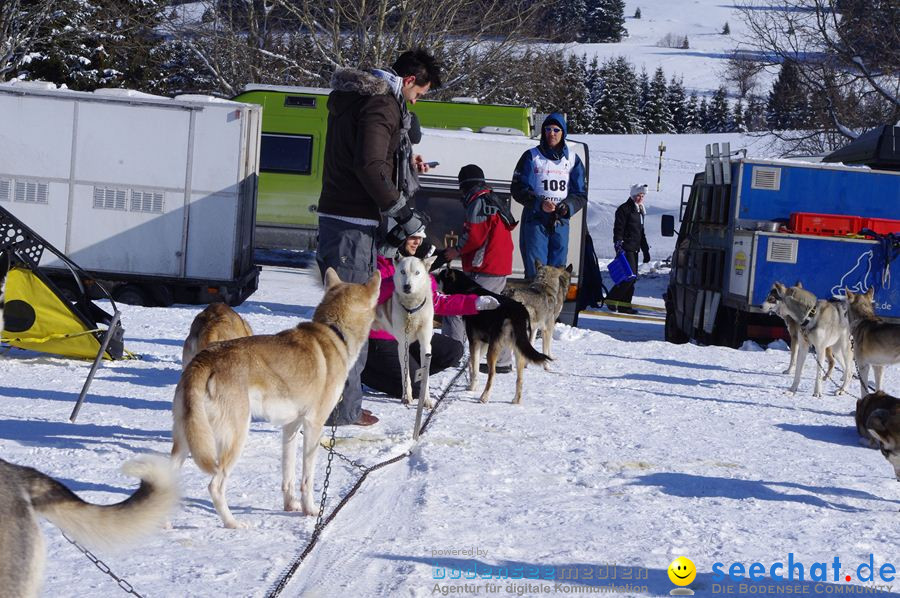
[182,302,253,370]
[171,269,380,528]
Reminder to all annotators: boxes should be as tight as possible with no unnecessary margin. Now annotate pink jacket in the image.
[371,256,479,341]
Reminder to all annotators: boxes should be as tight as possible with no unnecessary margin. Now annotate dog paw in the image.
[424,398,434,409]
[782,367,793,374]
[284,499,303,512]
[479,394,490,404]
[224,519,249,530]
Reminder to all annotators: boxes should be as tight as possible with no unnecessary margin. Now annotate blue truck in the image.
[662,127,900,347]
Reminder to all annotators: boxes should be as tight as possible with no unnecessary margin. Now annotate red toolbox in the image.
[861,217,900,235]
[789,212,862,236]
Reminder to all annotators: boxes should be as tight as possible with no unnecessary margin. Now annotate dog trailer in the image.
[0,81,261,306]
[662,143,900,347]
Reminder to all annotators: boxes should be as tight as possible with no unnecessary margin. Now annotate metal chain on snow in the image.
[61,533,144,598]
[265,363,468,598]
[314,419,339,534]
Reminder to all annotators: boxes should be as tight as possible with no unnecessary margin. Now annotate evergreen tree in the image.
[666,76,688,133]
[732,98,746,132]
[634,7,641,18]
[684,91,701,132]
[697,97,710,132]
[681,36,690,49]
[744,94,768,132]
[544,0,587,42]
[766,59,809,129]
[562,54,594,134]
[643,67,674,133]
[709,86,731,132]
[722,22,730,35]
[637,67,650,130]
[585,56,604,133]
[594,57,641,133]
[582,0,627,43]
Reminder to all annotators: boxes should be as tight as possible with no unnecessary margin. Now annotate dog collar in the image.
[327,323,347,346]
[403,297,428,315]
[800,305,817,328]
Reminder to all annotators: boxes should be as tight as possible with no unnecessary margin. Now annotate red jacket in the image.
[370,256,479,341]
[457,187,515,276]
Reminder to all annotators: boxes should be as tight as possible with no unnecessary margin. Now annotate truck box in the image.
[0,81,261,306]
[664,145,900,346]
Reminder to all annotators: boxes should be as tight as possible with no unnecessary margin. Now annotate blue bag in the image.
[608,251,637,286]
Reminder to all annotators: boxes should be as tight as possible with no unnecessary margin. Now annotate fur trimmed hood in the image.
[330,68,392,97]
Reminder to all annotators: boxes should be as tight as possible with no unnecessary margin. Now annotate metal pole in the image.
[657,141,667,191]
[70,311,121,422]
[412,353,432,440]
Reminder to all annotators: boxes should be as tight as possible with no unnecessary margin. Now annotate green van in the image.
[232,84,533,249]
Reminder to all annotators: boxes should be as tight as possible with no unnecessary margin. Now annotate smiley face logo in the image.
[668,556,696,586]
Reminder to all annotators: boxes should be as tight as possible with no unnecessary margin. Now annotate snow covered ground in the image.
[3,262,900,598]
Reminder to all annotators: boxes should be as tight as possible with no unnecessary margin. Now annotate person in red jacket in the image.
[440,164,517,373]
[361,236,499,399]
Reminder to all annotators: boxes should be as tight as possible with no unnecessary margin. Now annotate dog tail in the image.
[510,303,551,365]
[29,455,177,552]
[173,364,219,475]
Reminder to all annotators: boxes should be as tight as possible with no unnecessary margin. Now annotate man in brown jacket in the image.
[317,49,442,426]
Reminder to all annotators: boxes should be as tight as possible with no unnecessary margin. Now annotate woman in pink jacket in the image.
[362,233,498,399]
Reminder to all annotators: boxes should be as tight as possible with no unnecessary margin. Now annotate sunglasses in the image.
[544,126,562,134]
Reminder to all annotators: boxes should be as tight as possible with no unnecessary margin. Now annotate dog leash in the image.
[62,533,145,597]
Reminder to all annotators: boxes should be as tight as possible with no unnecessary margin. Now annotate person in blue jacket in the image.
[511,113,588,279]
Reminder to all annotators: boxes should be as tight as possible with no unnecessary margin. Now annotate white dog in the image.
[374,255,437,408]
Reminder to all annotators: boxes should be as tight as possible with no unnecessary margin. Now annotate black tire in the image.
[665,308,689,344]
[114,284,152,306]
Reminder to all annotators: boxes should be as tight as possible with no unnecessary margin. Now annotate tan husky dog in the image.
[504,261,573,368]
[171,269,381,528]
[182,302,253,369]
[845,287,900,396]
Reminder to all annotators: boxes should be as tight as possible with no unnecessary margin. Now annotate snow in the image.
[568,0,775,97]
[3,254,900,597]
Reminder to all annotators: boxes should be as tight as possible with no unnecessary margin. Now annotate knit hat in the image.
[630,184,648,198]
[458,164,486,187]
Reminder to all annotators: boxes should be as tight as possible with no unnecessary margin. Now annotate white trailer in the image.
[0,81,261,306]
[414,127,589,325]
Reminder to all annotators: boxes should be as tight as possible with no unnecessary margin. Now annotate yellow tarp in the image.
[1,267,110,360]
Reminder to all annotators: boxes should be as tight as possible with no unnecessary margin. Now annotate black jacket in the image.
[318,68,406,220]
[613,198,650,254]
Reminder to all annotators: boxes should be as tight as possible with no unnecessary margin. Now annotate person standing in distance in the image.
[511,113,587,280]
[607,184,651,314]
[316,49,442,426]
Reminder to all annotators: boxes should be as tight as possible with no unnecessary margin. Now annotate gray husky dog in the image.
[0,456,177,598]
[845,287,900,396]
[762,281,834,375]
[763,282,852,396]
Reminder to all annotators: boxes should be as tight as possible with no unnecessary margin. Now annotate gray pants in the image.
[443,273,511,368]
[316,217,377,425]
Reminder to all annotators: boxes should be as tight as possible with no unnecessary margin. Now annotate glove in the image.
[555,202,570,218]
[382,203,426,248]
[643,250,651,264]
[475,296,500,311]
[614,240,623,253]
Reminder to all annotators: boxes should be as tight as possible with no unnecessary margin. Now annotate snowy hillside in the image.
[570,0,771,97]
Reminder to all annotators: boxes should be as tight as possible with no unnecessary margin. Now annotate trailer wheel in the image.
[115,284,152,307]
[664,307,689,344]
